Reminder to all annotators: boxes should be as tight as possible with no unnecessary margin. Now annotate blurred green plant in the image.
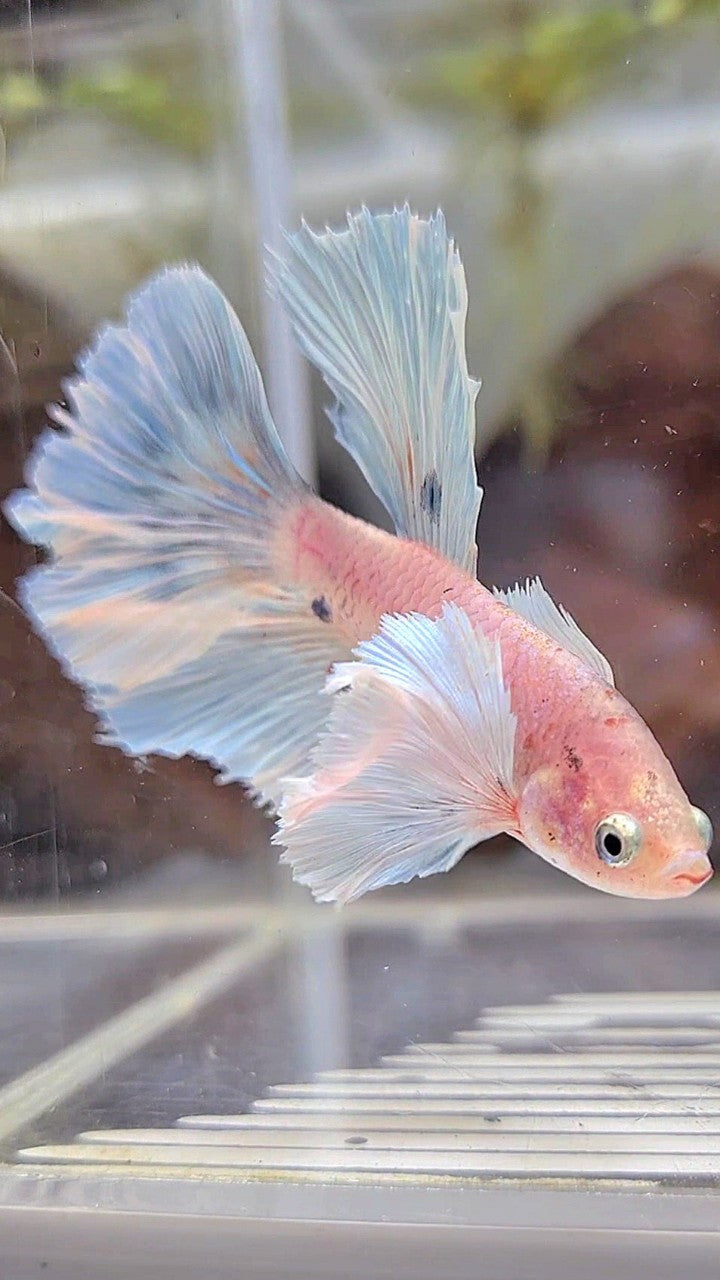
[63,66,214,157]
[406,0,720,136]
[0,61,356,158]
[0,71,46,119]
[0,64,213,156]
[401,0,720,459]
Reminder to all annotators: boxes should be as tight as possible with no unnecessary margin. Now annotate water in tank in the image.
[0,2,720,1277]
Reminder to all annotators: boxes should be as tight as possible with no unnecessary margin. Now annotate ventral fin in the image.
[269,206,483,575]
[274,605,517,903]
[494,577,614,686]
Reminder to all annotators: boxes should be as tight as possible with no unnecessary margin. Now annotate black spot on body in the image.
[420,469,442,524]
[312,595,332,623]
[564,745,582,772]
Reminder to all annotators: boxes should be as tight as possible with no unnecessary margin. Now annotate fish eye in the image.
[595,813,643,866]
[691,805,714,852]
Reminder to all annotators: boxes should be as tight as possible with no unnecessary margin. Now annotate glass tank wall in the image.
[1,2,720,1276]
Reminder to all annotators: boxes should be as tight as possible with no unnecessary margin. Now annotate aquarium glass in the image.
[1,2,720,1276]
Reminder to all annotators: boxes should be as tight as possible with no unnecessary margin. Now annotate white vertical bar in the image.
[226,0,314,482]
[291,922,351,1078]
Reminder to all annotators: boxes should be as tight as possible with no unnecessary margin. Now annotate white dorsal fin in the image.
[494,577,615,686]
[274,605,517,903]
[269,206,483,575]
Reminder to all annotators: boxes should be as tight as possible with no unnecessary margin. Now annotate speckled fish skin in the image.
[4,206,714,903]
[278,494,712,900]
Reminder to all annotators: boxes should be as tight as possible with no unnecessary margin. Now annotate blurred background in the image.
[1,3,720,1259]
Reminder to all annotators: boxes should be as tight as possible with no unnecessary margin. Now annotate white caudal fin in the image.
[5,266,350,805]
[270,206,483,576]
[494,578,614,686]
[275,605,518,903]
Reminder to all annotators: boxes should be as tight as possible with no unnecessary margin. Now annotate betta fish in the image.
[4,207,714,903]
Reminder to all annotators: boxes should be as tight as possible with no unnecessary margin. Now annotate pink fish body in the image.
[5,207,713,902]
[279,496,711,899]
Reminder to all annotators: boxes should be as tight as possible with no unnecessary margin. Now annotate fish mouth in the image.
[673,869,713,889]
[665,851,714,892]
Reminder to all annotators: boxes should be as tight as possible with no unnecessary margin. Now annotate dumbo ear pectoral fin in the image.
[274,605,518,903]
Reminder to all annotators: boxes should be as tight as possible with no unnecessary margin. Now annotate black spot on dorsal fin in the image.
[420,469,442,524]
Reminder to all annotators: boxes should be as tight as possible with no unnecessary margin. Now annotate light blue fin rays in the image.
[270,206,483,575]
[5,265,349,805]
[494,578,614,686]
[275,605,517,903]
[97,617,342,807]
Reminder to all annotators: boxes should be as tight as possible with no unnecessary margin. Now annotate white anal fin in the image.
[494,577,615,686]
[270,206,483,575]
[274,606,517,903]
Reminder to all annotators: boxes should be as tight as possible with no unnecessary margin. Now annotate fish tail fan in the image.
[4,265,349,805]
[269,205,483,576]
